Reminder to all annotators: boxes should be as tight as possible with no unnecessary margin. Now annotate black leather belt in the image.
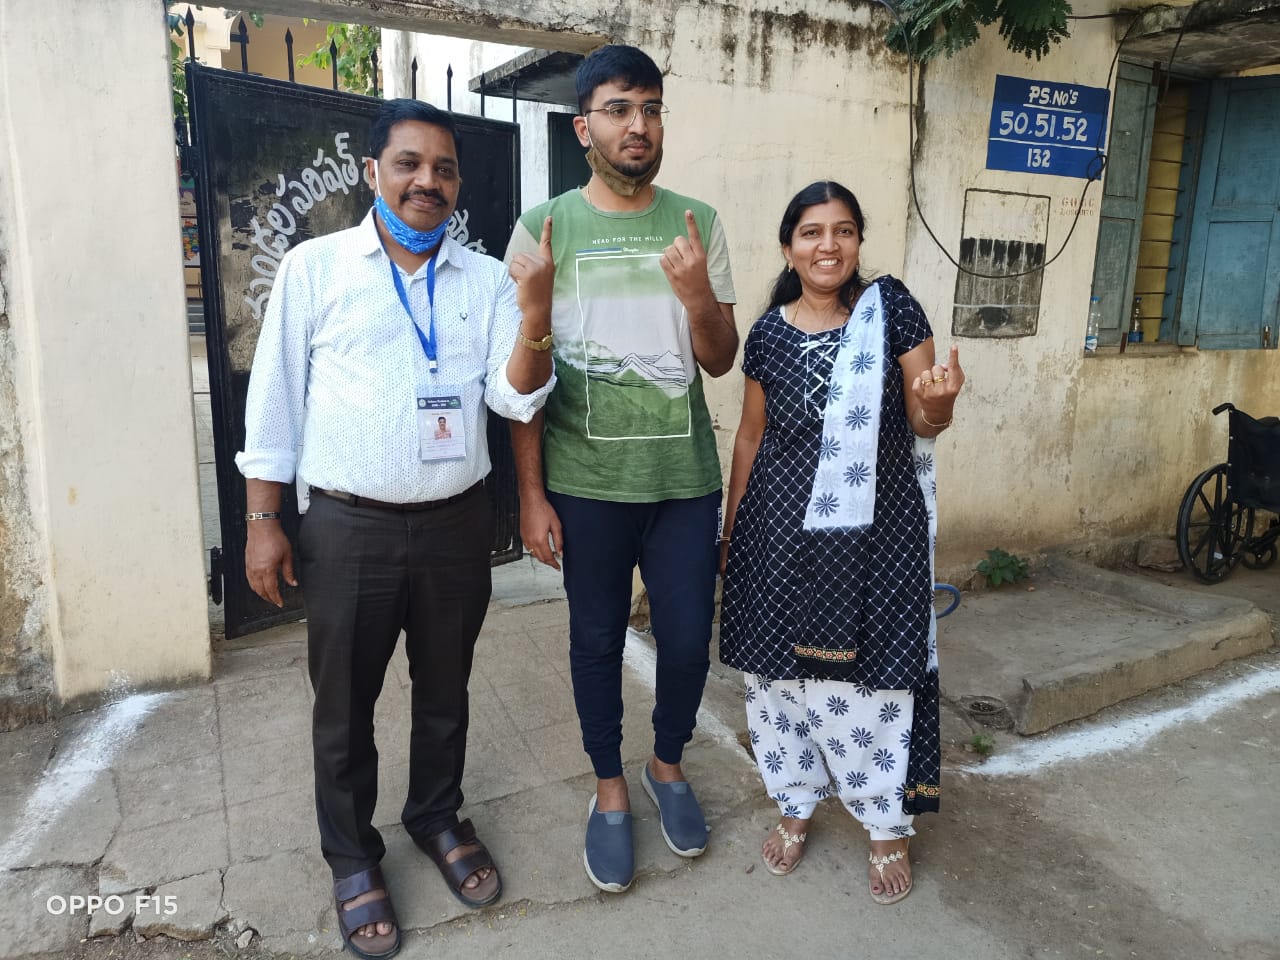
[310,482,481,512]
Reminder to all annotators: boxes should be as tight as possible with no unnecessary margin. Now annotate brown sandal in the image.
[413,818,503,908]
[333,866,400,959]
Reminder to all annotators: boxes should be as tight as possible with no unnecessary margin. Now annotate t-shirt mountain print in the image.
[507,187,735,502]
[576,246,696,439]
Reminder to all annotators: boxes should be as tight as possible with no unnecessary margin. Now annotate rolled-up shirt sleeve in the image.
[484,268,555,424]
[234,248,310,482]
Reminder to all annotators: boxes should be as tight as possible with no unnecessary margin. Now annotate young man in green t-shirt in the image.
[506,45,737,893]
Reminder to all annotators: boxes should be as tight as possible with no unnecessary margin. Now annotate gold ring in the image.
[932,376,946,383]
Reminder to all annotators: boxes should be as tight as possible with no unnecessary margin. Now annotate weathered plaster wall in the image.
[659,3,914,467]
[0,255,52,728]
[256,0,619,51]
[0,0,211,707]
[903,17,1280,566]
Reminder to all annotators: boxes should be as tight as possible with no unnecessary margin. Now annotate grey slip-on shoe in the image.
[584,794,635,893]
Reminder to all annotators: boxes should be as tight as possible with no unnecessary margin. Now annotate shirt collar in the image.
[355,207,458,270]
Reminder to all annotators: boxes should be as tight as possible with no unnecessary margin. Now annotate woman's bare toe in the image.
[868,838,912,904]
[761,817,809,876]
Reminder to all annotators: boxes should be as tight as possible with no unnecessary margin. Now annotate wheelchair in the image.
[1175,403,1280,583]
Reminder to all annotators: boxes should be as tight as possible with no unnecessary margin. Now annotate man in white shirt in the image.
[237,99,555,960]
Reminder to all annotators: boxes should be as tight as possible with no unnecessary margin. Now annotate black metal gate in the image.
[185,61,523,639]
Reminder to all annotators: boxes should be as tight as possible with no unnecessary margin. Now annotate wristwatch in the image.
[517,330,554,351]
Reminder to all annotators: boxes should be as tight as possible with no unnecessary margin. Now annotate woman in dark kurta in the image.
[718,181,963,904]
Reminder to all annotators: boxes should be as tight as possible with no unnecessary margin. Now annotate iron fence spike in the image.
[233,16,249,74]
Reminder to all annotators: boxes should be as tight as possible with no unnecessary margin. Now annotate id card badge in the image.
[417,390,466,461]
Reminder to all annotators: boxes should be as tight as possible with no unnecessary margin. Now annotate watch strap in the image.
[517,330,554,351]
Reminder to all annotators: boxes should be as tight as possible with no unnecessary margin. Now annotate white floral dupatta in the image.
[803,283,885,531]
[802,284,938,601]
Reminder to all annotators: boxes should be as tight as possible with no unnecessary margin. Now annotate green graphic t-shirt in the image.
[506,187,736,502]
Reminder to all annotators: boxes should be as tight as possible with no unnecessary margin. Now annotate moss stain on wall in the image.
[0,256,53,728]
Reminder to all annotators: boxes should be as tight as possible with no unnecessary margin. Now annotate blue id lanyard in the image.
[387,252,440,373]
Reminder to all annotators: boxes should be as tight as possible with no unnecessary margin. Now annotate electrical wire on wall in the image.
[875,0,1197,281]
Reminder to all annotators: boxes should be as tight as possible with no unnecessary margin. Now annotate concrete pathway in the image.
[0,560,1276,959]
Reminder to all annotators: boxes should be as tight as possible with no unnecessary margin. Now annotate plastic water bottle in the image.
[1128,296,1144,343]
[1085,297,1101,354]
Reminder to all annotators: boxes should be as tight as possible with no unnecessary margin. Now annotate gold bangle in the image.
[918,409,952,430]
[719,536,731,543]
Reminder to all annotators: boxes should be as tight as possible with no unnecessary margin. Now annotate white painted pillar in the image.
[0,0,210,705]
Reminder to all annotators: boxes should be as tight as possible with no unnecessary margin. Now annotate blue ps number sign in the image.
[986,75,1110,180]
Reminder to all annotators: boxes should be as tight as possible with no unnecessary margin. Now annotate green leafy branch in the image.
[166,2,190,117]
[298,22,382,96]
[884,0,1073,62]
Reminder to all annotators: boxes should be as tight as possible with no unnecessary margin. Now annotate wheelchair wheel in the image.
[1242,515,1279,570]
[1176,464,1252,583]
[1243,545,1278,569]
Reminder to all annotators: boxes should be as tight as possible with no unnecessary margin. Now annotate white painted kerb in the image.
[965,666,1280,778]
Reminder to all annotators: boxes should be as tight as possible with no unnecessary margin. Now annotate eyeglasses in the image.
[584,102,669,127]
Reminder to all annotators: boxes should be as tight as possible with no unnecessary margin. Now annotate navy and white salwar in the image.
[745,675,915,839]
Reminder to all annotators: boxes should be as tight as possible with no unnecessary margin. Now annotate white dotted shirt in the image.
[236,210,555,504]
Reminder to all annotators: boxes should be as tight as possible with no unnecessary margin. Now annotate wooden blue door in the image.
[1180,76,1280,350]
[1091,63,1157,345]
[1090,62,1162,345]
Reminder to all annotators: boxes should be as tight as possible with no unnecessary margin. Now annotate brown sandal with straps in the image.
[333,866,400,959]
[413,818,503,908]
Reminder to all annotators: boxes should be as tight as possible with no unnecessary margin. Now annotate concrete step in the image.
[939,556,1273,735]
